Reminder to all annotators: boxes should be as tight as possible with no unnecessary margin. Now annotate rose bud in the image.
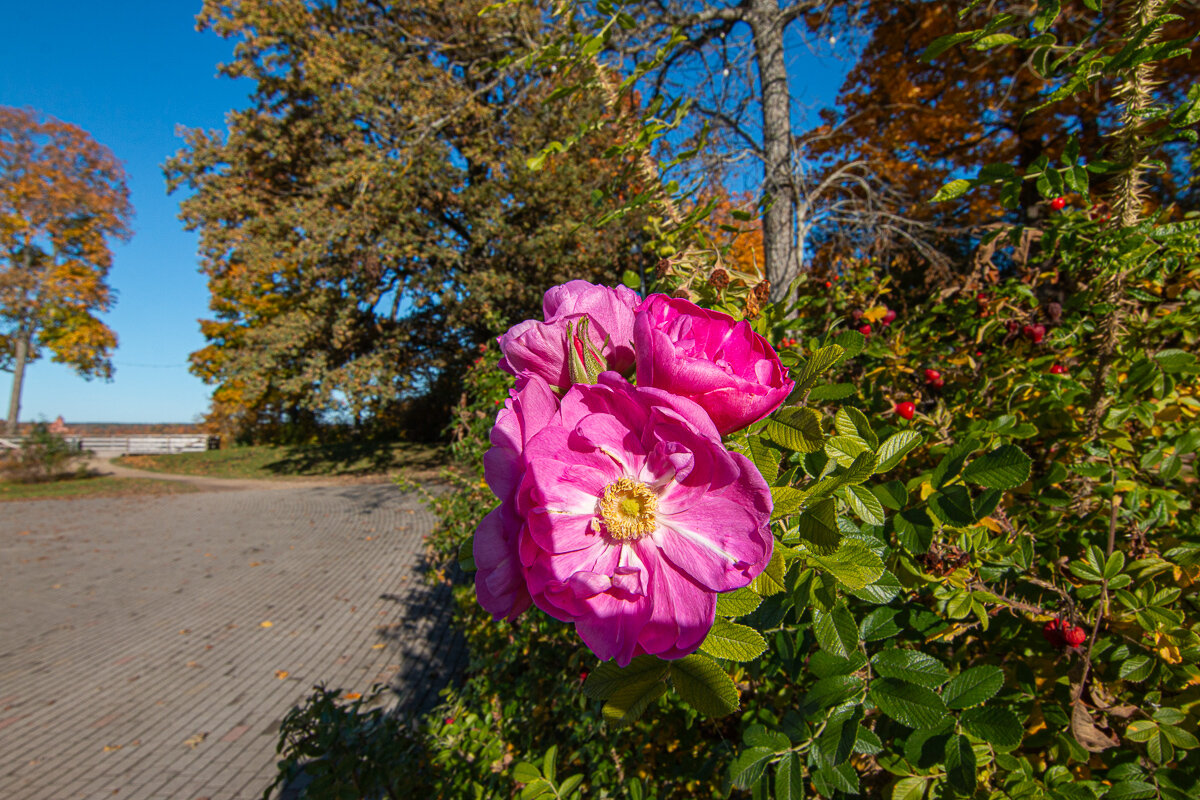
[634,294,794,435]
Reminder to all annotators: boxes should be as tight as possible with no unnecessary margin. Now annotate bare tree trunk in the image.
[6,325,29,436]
[747,0,797,303]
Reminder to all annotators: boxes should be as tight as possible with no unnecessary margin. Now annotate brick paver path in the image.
[0,480,463,800]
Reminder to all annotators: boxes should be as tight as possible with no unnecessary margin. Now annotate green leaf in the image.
[849,570,902,604]
[750,547,787,596]
[921,31,977,62]
[870,649,950,688]
[844,484,885,525]
[826,435,871,468]
[728,746,774,791]
[974,32,1020,49]
[928,485,976,527]
[944,734,977,794]
[942,665,1004,709]
[869,678,947,729]
[716,587,763,618]
[873,480,908,510]
[1118,655,1153,682]
[1106,781,1160,800]
[512,762,542,783]
[520,779,552,800]
[795,497,841,555]
[671,653,739,717]
[597,660,670,726]
[747,435,782,485]
[839,451,879,486]
[797,345,845,391]
[813,605,860,659]
[836,406,878,449]
[961,706,1024,748]
[558,774,583,798]
[961,445,1031,489]
[775,752,804,800]
[458,537,476,571]
[816,707,863,767]
[1160,725,1200,749]
[583,655,667,702]
[807,383,855,401]
[859,607,902,641]
[810,539,885,590]
[1154,349,1197,372]
[700,618,768,662]
[765,408,824,453]
[772,486,808,520]
[931,179,972,202]
[891,776,928,800]
[542,745,557,783]
[875,431,923,473]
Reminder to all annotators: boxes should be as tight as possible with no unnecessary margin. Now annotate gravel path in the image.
[0,471,463,800]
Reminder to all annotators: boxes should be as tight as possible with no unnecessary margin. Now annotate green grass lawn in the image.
[0,475,200,502]
[116,440,449,481]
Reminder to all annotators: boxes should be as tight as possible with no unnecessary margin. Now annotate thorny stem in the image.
[1082,0,1164,441]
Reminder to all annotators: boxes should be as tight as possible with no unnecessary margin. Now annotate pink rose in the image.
[473,376,558,621]
[515,373,773,666]
[634,294,794,435]
[498,280,641,391]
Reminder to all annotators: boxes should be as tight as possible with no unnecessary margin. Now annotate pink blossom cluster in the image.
[475,280,793,666]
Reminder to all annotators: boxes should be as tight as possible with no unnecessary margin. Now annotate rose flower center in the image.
[597,477,658,541]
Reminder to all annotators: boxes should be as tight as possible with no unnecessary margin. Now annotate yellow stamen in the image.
[597,477,658,541]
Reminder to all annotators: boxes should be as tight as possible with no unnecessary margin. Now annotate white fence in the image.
[1,435,218,456]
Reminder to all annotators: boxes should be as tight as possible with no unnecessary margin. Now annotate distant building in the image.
[48,416,70,434]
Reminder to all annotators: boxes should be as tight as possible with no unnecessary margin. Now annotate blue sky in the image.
[1,1,853,425]
[1,1,249,423]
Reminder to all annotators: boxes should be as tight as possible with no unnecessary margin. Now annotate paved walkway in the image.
[0,471,464,800]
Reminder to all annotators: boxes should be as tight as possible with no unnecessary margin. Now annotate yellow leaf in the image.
[260,621,273,628]
[862,305,888,323]
[919,481,934,500]
[275,670,289,680]
[978,517,1003,533]
[371,643,385,650]
[341,692,362,701]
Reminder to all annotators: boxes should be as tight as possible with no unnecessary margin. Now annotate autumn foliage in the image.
[0,106,132,433]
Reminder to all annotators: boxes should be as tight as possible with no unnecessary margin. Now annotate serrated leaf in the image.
[860,607,902,641]
[772,486,807,520]
[807,383,856,401]
[961,706,1024,748]
[849,570,902,604]
[520,778,552,800]
[765,407,824,453]
[1118,655,1153,682]
[931,179,972,202]
[813,605,860,659]
[602,675,668,726]
[1160,725,1200,749]
[583,655,667,702]
[870,649,950,688]
[839,450,879,486]
[728,746,773,791]
[836,406,878,449]
[869,679,947,729]
[928,485,976,527]
[700,618,768,662]
[944,734,977,793]
[816,707,863,767]
[512,762,542,783]
[875,431,923,473]
[775,752,804,800]
[892,776,928,800]
[845,484,885,525]
[921,31,976,62]
[797,345,845,391]
[747,435,782,485]
[873,480,907,510]
[750,547,786,596]
[961,445,1031,489]
[826,435,871,468]
[799,675,864,718]
[795,497,841,554]
[942,665,1004,709]
[1107,781,1160,800]
[671,653,739,717]
[716,587,762,618]
[810,539,885,590]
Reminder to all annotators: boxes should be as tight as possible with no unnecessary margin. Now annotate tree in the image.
[806,0,1200,286]
[0,107,132,435]
[168,0,652,442]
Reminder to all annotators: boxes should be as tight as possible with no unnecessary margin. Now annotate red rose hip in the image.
[1022,324,1046,344]
[924,368,942,383]
[1050,196,1067,211]
[1049,364,1068,375]
[1063,625,1087,647]
[858,323,872,337]
[895,401,915,420]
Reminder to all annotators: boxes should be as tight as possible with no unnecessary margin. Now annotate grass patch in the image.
[116,440,449,481]
[0,475,199,502]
